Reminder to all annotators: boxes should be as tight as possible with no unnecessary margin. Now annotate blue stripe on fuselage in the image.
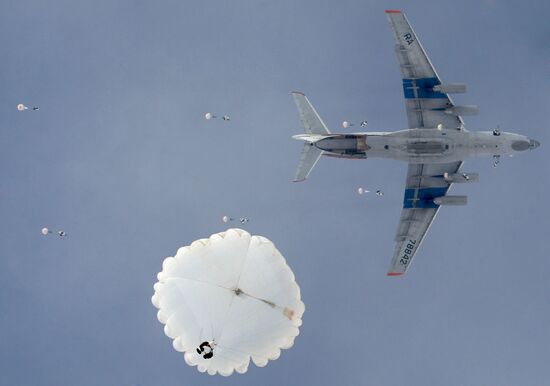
[402,77,447,99]
[403,187,448,209]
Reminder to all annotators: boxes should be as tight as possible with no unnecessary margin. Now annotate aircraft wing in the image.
[385,10,468,276]
[387,161,462,276]
[385,10,465,130]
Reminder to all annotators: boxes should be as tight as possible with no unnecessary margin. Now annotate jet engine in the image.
[433,196,468,206]
[445,105,479,115]
[433,83,467,93]
[444,105,479,116]
[443,172,479,183]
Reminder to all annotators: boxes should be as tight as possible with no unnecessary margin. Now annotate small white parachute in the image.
[204,112,230,121]
[357,187,384,197]
[222,216,249,224]
[152,229,304,376]
[17,103,39,111]
[41,227,67,237]
[341,120,353,129]
[357,187,369,195]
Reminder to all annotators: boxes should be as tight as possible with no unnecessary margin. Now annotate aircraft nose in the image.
[530,139,540,150]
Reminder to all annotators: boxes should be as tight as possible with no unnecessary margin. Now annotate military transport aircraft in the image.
[291,10,540,276]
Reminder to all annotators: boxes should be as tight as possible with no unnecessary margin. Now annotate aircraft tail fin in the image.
[291,91,331,135]
[294,143,323,182]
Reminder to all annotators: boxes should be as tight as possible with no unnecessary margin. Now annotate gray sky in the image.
[1,1,549,385]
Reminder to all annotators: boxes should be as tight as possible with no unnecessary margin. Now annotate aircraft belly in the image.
[364,131,474,164]
[315,135,369,157]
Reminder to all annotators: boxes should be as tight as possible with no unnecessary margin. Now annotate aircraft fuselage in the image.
[293,129,539,164]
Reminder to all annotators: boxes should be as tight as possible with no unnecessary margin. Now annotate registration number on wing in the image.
[399,239,417,265]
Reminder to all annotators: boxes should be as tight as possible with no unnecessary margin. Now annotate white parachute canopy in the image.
[357,187,369,195]
[41,227,50,235]
[204,112,214,120]
[152,229,305,376]
[17,103,28,111]
[341,120,352,129]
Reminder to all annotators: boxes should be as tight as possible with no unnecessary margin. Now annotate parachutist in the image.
[360,120,368,127]
[196,341,214,359]
[222,115,230,121]
[32,106,39,111]
[376,190,384,196]
[493,155,500,167]
[58,231,67,237]
[461,173,470,181]
[493,127,500,136]
[239,218,249,224]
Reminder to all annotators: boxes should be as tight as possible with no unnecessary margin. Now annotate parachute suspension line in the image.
[214,290,237,344]
[239,291,276,308]
[237,289,295,320]
[168,276,233,292]
[215,239,253,343]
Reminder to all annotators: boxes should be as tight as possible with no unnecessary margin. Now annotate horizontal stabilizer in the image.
[291,92,331,135]
[294,144,323,182]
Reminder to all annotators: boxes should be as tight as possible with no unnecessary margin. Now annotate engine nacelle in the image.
[433,83,467,93]
[433,195,468,206]
[443,172,479,183]
[444,105,479,116]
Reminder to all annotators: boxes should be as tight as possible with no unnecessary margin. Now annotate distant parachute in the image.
[41,227,66,237]
[222,216,249,224]
[204,112,230,121]
[342,120,368,129]
[341,120,353,129]
[152,229,304,376]
[357,187,384,197]
[357,187,369,195]
[17,103,39,111]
